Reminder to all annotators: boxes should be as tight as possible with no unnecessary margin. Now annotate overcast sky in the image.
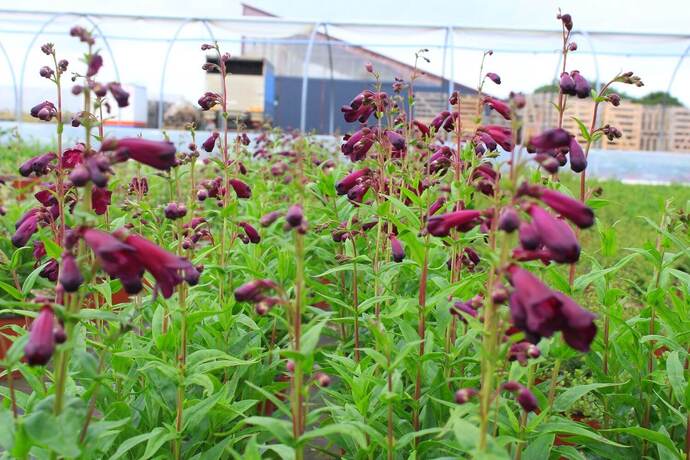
[1,0,689,108]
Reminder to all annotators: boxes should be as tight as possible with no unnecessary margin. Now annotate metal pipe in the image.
[299,22,320,132]
[323,23,335,134]
[0,40,19,122]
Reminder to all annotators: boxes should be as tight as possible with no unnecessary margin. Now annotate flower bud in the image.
[498,207,520,233]
[454,388,478,404]
[286,204,304,228]
[58,252,83,292]
[517,387,539,412]
[315,372,331,387]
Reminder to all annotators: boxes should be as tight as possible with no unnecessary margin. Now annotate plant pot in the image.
[0,315,30,378]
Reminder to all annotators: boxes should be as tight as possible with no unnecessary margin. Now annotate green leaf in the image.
[22,263,47,296]
[571,117,591,142]
[666,351,687,409]
[298,423,367,449]
[552,382,624,412]
[142,427,176,460]
[109,430,160,460]
[244,416,292,445]
[540,421,626,447]
[300,320,326,356]
[605,427,681,459]
[522,433,554,460]
[39,235,62,260]
[0,281,22,300]
[183,390,225,431]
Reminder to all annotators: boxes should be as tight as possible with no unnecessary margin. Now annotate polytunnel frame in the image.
[158,19,217,129]
[16,13,122,122]
[0,9,687,136]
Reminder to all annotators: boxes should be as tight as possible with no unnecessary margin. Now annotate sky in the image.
[1,0,689,112]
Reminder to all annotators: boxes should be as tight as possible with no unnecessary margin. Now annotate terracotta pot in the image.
[12,177,41,201]
[0,315,30,378]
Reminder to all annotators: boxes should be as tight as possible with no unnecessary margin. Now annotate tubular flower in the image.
[518,222,541,250]
[341,128,375,161]
[120,231,199,299]
[86,53,103,77]
[239,222,261,244]
[24,305,58,366]
[498,207,520,233]
[106,138,177,171]
[535,188,594,229]
[455,388,478,404]
[528,205,580,263]
[19,152,56,177]
[486,72,501,84]
[412,120,430,137]
[430,111,456,132]
[202,132,219,153]
[507,265,596,352]
[91,187,112,215]
[12,209,40,247]
[260,211,282,227]
[59,252,83,292]
[286,204,304,228]
[336,168,370,195]
[82,228,143,294]
[483,96,511,120]
[389,234,405,262]
[568,137,587,173]
[426,210,482,237]
[30,101,57,121]
[234,279,279,302]
[198,92,222,110]
[571,71,591,99]
[228,178,251,199]
[341,91,376,123]
[559,72,576,96]
[108,82,130,107]
[528,128,571,152]
[427,197,446,218]
[477,125,512,151]
[385,130,406,151]
[517,387,539,412]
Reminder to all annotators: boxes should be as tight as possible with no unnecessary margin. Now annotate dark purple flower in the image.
[239,222,260,244]
[568,137,587,173]
[518,222,540,250]
[260,211,282,227]
[82,228,143,294]
[507,265,596,352]
[106,138,177,171]
[385,130,406,151]
[121,231,198,299]
[528,205,580,263]
[229,178,251,199]
[336,168,370,195]
[427,197,446,218]
[30,101,57,121]
[202,132,219,153]
[91,187,112,215]
[559,72,576,96]
[234,279,278,302]
[498,207,520,233]
[455,388,478,404]
[430,111,455,133]
[341,128,375,161]
[40,259,59,281]
[341,91,376,123]
[571,71,590,99]
[19,152,56,177]
[86,53,103,77]
[528,128,571,152]
[389,234,405,262]
[198,92,222,111]
[59,252,83,292]
[477,125,512,151]
[12,210,39,247]
[108,82,130,108]
[537,188,594,229]
[286,204,304,228]
[426,210,481,237]
[486,72,501,84]
[517,387,539,412]
[483,97,511,120]
[24,305,57,366]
